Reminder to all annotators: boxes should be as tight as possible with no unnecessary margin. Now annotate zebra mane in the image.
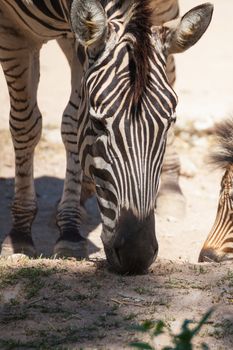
[101,0,154,105]
[210,118,233,168]
[125,0,153,104]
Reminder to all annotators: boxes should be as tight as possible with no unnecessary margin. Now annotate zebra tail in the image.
[209,118,233,168]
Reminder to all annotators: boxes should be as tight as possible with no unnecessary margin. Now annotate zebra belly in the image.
[150,0,179,25]
[0,1,72,43]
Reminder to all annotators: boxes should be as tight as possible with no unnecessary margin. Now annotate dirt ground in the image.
[0,0,233,349]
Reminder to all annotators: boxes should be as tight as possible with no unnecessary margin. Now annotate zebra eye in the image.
[90,116,107,132]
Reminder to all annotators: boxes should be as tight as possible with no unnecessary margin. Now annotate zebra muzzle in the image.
[103,209,158,274]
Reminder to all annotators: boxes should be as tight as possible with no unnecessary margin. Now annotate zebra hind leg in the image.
[156,55,186,219]
[156,120,186,219]
[53,38,88,259]
[0,26,42,257]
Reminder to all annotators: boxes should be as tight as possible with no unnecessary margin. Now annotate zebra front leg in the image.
[0,38,42,257]
[54,38,87,259]
[54,151,87,258]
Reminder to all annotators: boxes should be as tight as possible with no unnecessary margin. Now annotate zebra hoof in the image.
[0,231,36,258]
[54,233,88,259]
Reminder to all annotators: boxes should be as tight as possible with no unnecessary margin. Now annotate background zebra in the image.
[199,119,233,262]
[0,0,213,273]
[0,0,89,259]
[0,0,86,260]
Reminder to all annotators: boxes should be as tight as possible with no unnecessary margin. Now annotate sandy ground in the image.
[0,0,233,349]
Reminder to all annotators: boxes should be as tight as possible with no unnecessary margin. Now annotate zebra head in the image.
[71,0,213,273]
[199,119,233,263]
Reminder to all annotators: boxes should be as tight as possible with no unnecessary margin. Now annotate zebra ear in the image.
[71,0,108,48]
[156,3,214,55]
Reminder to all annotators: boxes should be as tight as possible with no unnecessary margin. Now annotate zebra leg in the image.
[156,55,185,218]
[0,25,42,256]
[54,38,88,259]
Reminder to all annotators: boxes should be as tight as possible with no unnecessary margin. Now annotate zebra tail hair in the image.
[209,117,233,168]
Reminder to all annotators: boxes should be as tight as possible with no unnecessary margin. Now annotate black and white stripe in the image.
[73,0,213,273]
[78,35,177,222]
[74,0,180,272]
[0,0,86,258]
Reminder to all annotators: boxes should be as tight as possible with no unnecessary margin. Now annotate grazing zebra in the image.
[199,119,233,262]
[0,0,213,273]
[72,0,213,273]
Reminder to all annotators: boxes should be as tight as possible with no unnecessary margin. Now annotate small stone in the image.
[194,118,214,132]
[6,253,28,263]
[180,156,197,178]
[43,128,62,144]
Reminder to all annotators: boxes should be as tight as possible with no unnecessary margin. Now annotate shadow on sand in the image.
[0,176,101,257]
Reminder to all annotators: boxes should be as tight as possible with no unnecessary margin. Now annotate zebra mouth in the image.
[198,247,233,263]
[104,244,158,275]
[102,209,158,274]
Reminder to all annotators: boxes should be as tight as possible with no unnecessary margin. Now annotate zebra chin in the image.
[102,209,158,275]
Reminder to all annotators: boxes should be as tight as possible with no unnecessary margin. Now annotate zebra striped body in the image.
[0,0,86,258]
[0,0,213,273]
[199,119,233,262]
[1,1,71,39]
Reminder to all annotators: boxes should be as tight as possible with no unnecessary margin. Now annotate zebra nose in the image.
[104,210,158,274]
[198,247,223,263]
[198,248,215,262]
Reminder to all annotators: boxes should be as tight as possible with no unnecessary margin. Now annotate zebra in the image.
[199,119,233,263]
[71,0,213,273]
[0,0,213,273]
[0,0,86,260]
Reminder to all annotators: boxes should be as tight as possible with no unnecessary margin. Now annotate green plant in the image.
[130,308,214,350]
